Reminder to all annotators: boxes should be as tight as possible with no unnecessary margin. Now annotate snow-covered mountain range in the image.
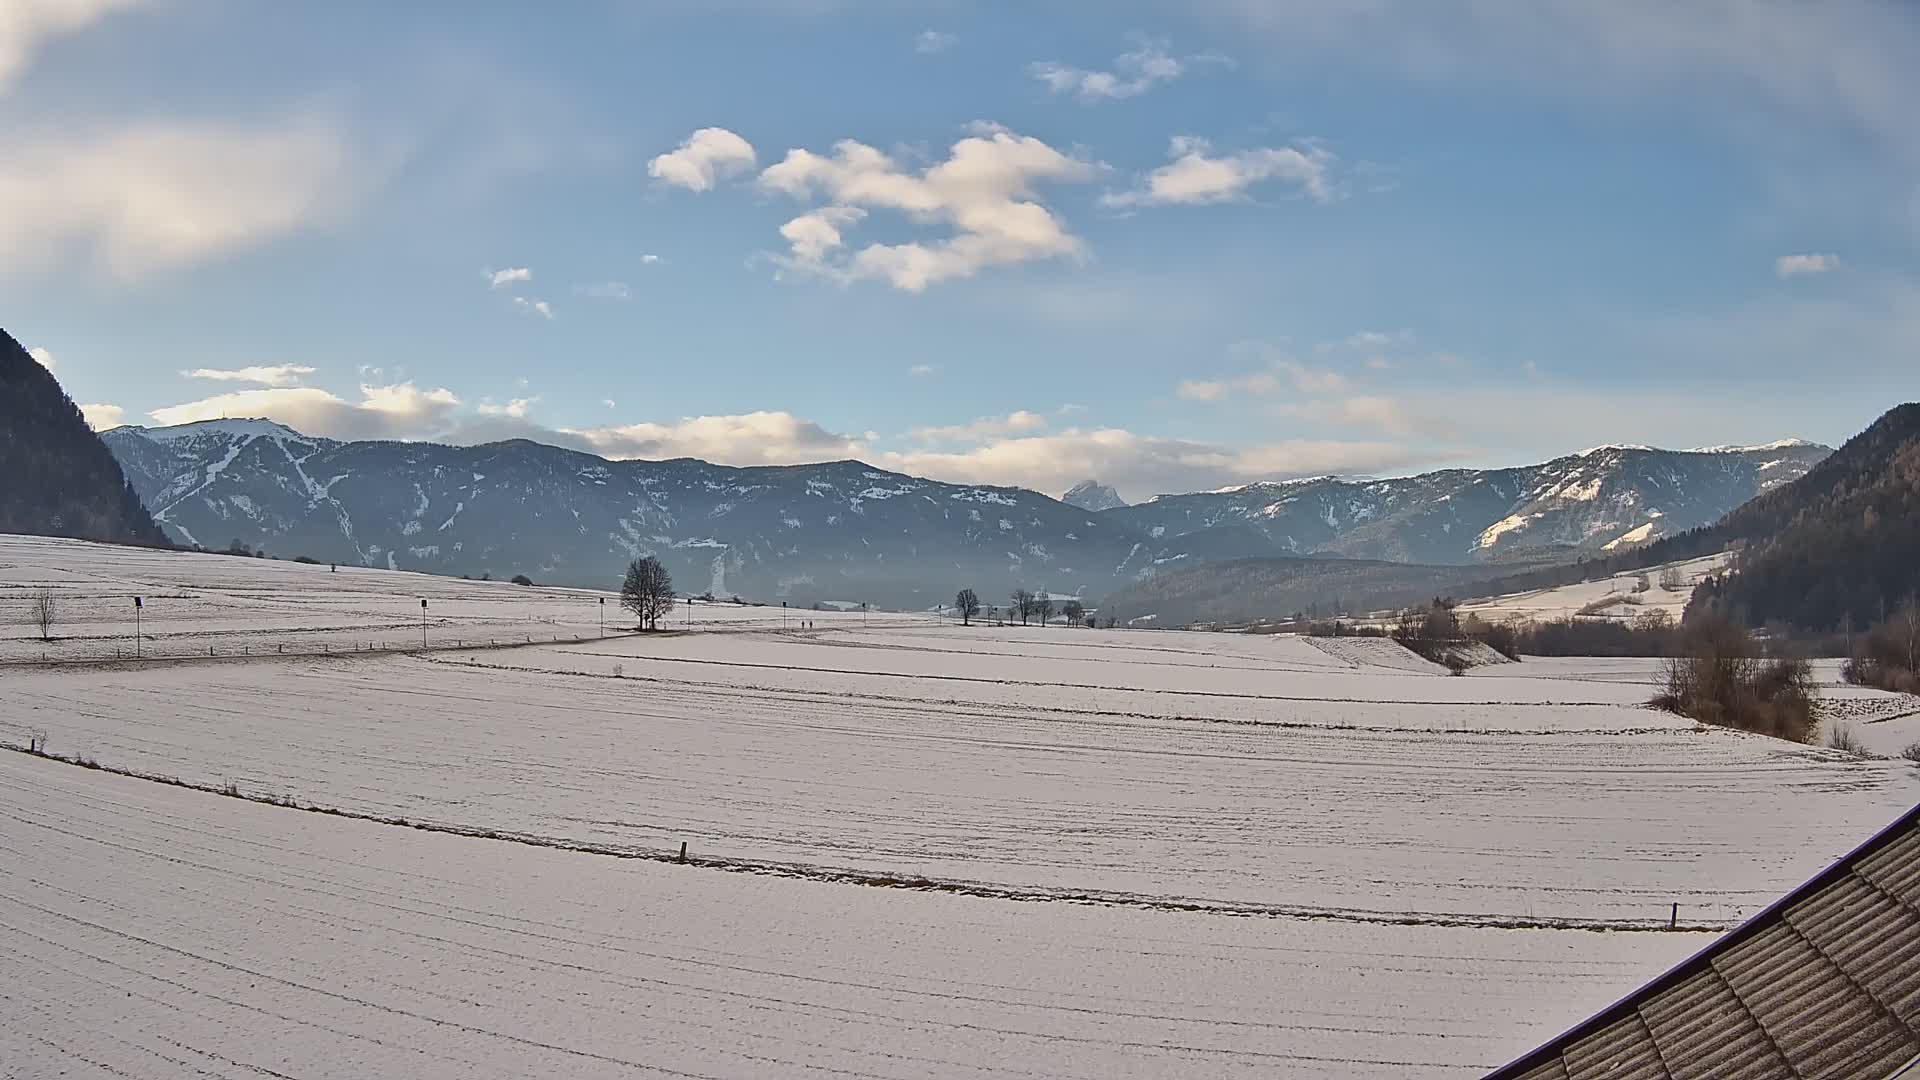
[102,420,1828,607]
[1106,441,1829,566]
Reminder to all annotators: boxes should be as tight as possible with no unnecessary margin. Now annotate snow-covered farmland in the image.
[0,754,1696,1079]
[3,535,1918,1078]
[1458,553,1730,624]
[0,533,854,662]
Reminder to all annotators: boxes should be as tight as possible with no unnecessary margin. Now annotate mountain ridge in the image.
[1683,403,1920,631]
[101,418,1830,608]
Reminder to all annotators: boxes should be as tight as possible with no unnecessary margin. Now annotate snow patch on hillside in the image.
[1602,522,1657,550]
[1476,512,1534,549]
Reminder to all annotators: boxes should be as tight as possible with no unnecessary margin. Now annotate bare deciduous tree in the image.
[1033,593,1055,627]
[1010,589,1034,627]
[955,588,980,626]
[621,557,676,631]
[1657,566,1685,592]
[1062,599,1085,627]
[31,589,56,642]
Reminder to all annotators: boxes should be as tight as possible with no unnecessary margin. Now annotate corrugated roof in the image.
[1489,803,1920,1080]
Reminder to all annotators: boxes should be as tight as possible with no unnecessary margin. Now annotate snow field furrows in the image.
[8,646,1915,925]
[5,535,1918,1079]
[0,755,1700,1079]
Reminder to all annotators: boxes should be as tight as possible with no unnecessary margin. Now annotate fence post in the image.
[678,841,688,864]
[1670,902,1678,929]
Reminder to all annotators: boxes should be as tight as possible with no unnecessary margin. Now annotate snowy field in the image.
[0,533,860,663]
[3,535,1918,1078]
[0,754,1697,1079]
[1457,553,1731,623]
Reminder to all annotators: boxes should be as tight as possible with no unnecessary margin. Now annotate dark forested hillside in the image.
[1686,403,1920,632]
[1095,555,1505,627]
[0,330,170,546]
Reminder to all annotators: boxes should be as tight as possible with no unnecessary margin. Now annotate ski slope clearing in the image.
[0,753,1700,1079]
[1458,553,1730,624]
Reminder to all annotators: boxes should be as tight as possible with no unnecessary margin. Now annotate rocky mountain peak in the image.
[1062,480,1127,512]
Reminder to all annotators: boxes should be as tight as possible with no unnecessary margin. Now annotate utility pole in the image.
[599,596,605,637]
[133,596,142,658]
[420,598,428,648]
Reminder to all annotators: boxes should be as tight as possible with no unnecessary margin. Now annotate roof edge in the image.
[1484,799,1920,1079]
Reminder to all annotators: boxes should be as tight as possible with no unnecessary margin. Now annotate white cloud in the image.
[79,402,124,430]
[564,411,865,466]
[877,428,1422,502]
[0,116,356,280]
[1030,39,1222,103]
[135,370,1433,498]
[0,0,143,92]
[779,206,867,262]
[181,364,315,388]
[582,281,630,299]
[1104,136,1335,208]
[148,383,462,440]
[602,399,617,409]
[1341,329,1404,349]
[28,345,55,369]
[1776,253,1841,277]
[908,363,936,377]
[648,127,757,192]
[512,297,554,319]
[911,410,1048,443]
[640,254,662,264]
[759,125,1096,290]
[1272,395,1456,438]
[915,30,956,54]
[477,397,535,418]
[1179,356,1347,401]
[488,266,532,287]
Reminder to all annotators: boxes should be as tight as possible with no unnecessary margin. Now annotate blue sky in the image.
[7,1,1917,500]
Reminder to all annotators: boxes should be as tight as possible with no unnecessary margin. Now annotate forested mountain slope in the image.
[0,330,168,547]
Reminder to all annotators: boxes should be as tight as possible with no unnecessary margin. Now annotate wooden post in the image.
[1670,902,1678,929]
[678,841,688,864]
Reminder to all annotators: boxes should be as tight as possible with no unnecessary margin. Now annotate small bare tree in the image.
[621,557,676,631]
[1033,593,1056,627]
[1010,589,1034,626]
[955,588,980,626]
[31,589,55,642]
[1657,566,1685,592]
[1062,599,1085,627]
[1901,595,1920,675]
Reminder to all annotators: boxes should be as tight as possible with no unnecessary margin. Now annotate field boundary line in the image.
[0,740,1728,935]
